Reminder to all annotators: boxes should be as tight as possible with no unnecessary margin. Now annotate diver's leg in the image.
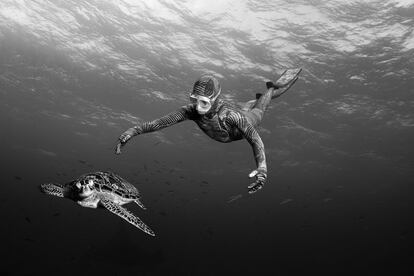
[243,69,301,126]
[242,86,275,126]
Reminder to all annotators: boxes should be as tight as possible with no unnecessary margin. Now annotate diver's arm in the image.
[226,112,267,193]
[136,107,192,134]
[116,105,195,154]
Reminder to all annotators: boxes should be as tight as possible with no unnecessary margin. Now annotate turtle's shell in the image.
[75,171,140,200]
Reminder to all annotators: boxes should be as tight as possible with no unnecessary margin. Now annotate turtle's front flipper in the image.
[40,183,65,197]
[100,198,155,236]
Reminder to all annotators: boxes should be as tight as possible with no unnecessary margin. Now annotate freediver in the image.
[115,69,301,194]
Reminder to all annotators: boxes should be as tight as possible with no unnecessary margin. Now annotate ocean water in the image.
[0,0,413,275]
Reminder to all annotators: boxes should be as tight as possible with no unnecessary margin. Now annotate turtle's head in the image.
[74,178,95,199]
[40,183,65,198]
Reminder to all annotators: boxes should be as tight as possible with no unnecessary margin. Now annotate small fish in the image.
[200,181,209,187]
[78,160,87,164]
[159,211,167,217]
[227,194,242,203]
[280,198,293,205]
[53,212,60,217]
[14,176,23,180]
[25,217,31,223]
[37,149,57,157]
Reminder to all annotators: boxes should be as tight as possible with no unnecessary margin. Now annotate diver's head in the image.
[190,74,221,115]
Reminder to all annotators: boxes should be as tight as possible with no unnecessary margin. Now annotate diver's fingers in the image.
[249,170,258,178]
[248,182,263,194]
[119,134,131,143]
[115,143,122,155]
[248,180,259,189]
[248,187,262,194]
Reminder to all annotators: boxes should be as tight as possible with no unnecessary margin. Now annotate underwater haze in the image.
[1,0,413,275]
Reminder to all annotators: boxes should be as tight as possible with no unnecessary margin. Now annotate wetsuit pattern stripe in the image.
[225,111,267,172]
[136,105,194,134]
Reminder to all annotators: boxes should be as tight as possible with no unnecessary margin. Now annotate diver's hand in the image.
[115,127,138,154]
[248,168,267,194]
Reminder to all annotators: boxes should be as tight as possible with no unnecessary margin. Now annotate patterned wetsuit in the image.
[131,99,267,173]
[118,83,291,193]
[118,70,300,193]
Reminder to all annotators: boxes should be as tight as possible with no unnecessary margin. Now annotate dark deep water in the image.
[1,0,414,275]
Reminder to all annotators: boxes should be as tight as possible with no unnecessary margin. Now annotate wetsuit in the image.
[117,84,287,194]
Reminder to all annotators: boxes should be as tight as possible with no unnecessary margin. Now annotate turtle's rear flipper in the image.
[100,198,155,236]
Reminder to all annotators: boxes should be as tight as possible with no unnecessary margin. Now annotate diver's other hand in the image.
[119,127,137,143]
[115,127,138,154]
[248,168,267,194]
[115,143,123,155]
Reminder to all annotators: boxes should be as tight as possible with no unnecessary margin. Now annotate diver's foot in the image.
[266,81,281,90]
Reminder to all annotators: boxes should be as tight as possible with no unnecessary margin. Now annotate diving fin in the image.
[271,76,299,99]
[274,68,302,88]
[257,68,302,99]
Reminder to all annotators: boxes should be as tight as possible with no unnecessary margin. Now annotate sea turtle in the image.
[40,171,155,236]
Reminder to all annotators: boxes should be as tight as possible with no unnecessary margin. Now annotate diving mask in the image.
[190,74,221,114]
[190,94,215,114]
